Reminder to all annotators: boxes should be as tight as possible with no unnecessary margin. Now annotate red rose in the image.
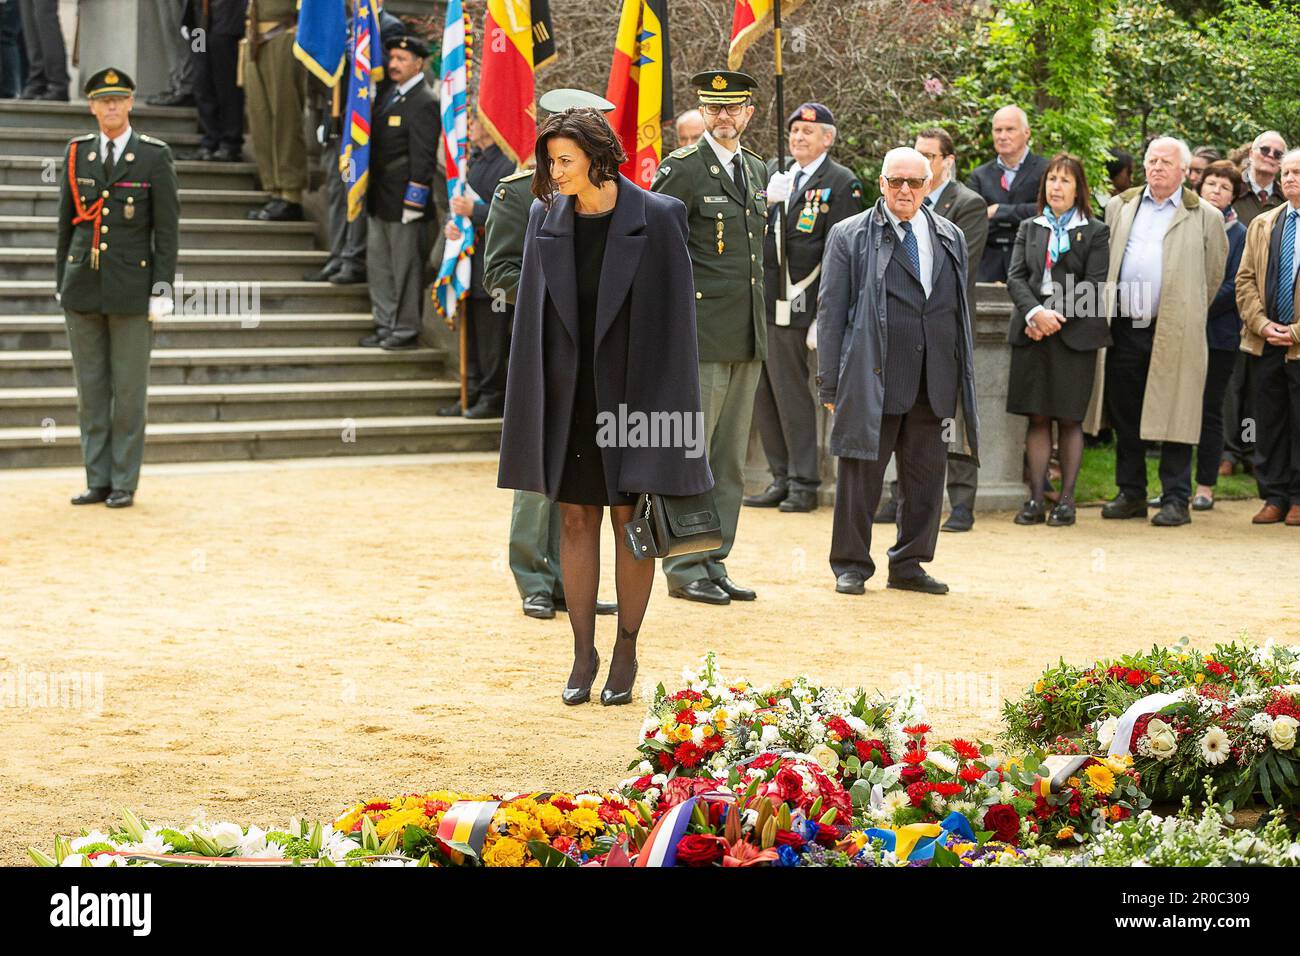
[984,804,1021,844]
[814,823,839,846]
[658,751,675,771]
[899,765,926,787]
[675,834,725,866]
[632,775,653,791]
[775,766,805,802]
[855,739,893,767]
[774,828,805,847]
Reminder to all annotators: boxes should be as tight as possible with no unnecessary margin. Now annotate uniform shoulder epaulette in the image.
[138,133,169,147]
[740,145,763,160]
[500,168,533,183]
[668,144,697,159]
[68,133,95,144]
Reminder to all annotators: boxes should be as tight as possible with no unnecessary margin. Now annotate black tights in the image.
[558,502,651,690]
[1026,416,1084,504]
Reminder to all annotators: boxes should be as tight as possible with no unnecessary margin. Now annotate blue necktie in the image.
[901,220,921,277]
[1278,209,1298,326]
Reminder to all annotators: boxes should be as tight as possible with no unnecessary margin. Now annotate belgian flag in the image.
[605,0,673,189]
[477,0,557,164]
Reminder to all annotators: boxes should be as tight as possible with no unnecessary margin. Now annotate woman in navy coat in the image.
[498,109,713,707]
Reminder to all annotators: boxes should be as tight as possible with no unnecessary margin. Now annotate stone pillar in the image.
[744,281,1029,511]
[74,0,172,100]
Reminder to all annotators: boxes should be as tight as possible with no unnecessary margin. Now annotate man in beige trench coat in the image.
[1084,136,1228,526]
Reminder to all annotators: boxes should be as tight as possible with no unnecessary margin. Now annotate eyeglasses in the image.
[701,103,748,117]
[916,151,944,162]
[1257,145,1285,160]
[883,177,926,190]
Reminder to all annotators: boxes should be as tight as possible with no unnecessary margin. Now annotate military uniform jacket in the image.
[466,144,518,299]
[56,130,180,315]
[652,140,768,362]
[367,78,439,222]
[483,168,535,305]
[762,155,863,328]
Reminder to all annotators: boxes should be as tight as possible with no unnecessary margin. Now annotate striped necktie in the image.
[1278,209,1298,326]
[901,219,921,276]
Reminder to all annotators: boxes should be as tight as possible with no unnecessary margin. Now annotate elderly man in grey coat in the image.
[816,147,980,596]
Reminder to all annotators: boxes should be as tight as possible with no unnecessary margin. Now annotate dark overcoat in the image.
[814,199,980,464]
[497,175,715,501]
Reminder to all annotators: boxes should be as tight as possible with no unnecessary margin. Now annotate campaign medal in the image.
[125,196,136,220]
[716,217,725,254]
[796,189,817,233]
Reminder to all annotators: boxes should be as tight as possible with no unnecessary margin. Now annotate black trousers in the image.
[1105,318,1193,503]
[17,0,67,95]
[466,296,512,411]
[1192,348,1238,488]
[192,32,243,151]
[753,323,821,492]
[1221,350,1257,466]
[830,400,946,581]
[1251,346,1300,507]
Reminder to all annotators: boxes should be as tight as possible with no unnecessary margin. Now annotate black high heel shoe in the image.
[600,658,638,707]
[562,648,599,706]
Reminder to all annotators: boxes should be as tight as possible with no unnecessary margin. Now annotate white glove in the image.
[805,320,818,351]
[765,169,794,205]
[401,208,422,224]
[148,295,174,320]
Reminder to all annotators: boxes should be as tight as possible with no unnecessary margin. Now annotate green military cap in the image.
[83,67,136,99]
[538,88,615,115]
[691,70,757,105]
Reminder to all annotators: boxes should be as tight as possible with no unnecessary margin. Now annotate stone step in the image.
[0,126,205,157]
[0,101,201,136]
[1,279,371,315]
[0,184,273,218]
[0,415,501,468]
[2,246,329,281]
[0,345,442,387]
[0,215,317,250]
[0,313,377,350]
[0,379,459,426]
[0,156,260,191]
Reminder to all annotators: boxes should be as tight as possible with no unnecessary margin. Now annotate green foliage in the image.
[1207,0,1300,143]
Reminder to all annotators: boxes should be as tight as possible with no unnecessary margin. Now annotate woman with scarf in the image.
[1005,153,1112,526]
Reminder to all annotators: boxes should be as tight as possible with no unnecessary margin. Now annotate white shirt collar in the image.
[1142,185,1179,209]
[882,202,928,238]
[790,150,827,181]
[926,177,949,208]
[702,129,740,168]
[1245,167,1275,196]
[100,125,132,156]
[997,147,1029,171]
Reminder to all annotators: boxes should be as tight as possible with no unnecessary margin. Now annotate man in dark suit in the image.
[818,147,980,596]
[745,102,863,514]
[966,105,1048,282]
[183,0,247,162]
[877,127,989,531]
[360,34,439,350]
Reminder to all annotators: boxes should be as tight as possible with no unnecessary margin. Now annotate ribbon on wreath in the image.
[863,810,975,862]
[1107,691,1185,758]
[436,799,502,862]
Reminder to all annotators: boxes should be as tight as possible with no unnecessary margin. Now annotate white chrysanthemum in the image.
[760,724,780,747]
[927,750,958,774]
[70,830,115,852]
[203,821,244,852]
[845,715,868,735]
[237,825,267,856]
[651,773,668,787]
[1199,726,1230,765]
[1249,712,1274,735]
[883,790,912,814]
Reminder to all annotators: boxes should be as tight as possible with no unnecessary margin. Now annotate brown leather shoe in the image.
[1253,503,1285,524]
[1218,460,1235,478]
[1286,504,1300,527]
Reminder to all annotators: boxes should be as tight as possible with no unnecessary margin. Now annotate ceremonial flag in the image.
[340,0,383,222]
[605,0,673,189]
[634,796,697,867]
[478,0,557,163]
[293,0,349,86]
[433,0,473,321]
[727,0,807,68]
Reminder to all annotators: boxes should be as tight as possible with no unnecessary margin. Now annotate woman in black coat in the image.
[1006,153,1111,526]
[497,109,713,707]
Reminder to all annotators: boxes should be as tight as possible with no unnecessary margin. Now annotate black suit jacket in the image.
[761,155,863,328]
[367,79,440,223]
[927,178,988,299]
[184,0,248,35]
[966,151,1049,281]
[1006,213,1112,351]
[465,144,517,298]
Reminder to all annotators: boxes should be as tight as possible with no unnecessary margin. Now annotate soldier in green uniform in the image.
[482,88,618,621]
[56,68,180,509]
[244,0,306,221]
[650,70,768,605]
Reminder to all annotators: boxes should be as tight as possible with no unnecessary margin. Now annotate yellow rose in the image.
[1067,776,1081,789]
[482,836,527,868]
[1034,680,1046,695]
[701,724,715,738]
[1150,674,1162,686]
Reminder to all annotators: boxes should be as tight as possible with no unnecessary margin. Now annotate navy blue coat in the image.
[497,175,715,501]
[814,199,980,463]
[1207,218,1246,351]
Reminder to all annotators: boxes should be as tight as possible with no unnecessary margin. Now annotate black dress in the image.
[556,208,634,506]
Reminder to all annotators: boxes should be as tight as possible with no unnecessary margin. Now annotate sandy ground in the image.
[2,455,1298,864]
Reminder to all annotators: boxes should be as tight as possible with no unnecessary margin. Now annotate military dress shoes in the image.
[669,579,730,605]
[743,482,788,508]
[105,490,134,509]
[180,146,216,162]
[779,490,817,512]
[210,145,242,163]
[358,330,387,347]
[71,487,111,505]
[523,593,556,619]
[711,575,755,601]
[464,400,504,419]
[1151,499,1191,527]
[835,571,866,595]
[941,506,974,532]
[1101,492,1148,519]
[247,199,304,222]
[381,332,419,350]
[329,264,366,285]
[1253,503,1285,524]
[887,571,949,594]
[436,401,465,417]
[305,263,340,282]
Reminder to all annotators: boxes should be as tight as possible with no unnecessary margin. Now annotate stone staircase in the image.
[0,99,500,469]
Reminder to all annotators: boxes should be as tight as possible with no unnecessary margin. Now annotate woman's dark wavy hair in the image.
[531,108,627,204]
[1036,152,1094,219]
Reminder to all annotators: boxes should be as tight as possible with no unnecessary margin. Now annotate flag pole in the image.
[773,0,786,281]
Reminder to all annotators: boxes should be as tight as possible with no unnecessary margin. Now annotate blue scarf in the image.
[1044,207,1076,270]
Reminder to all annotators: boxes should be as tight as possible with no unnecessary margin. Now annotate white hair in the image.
[1146,136,1191,169]
[1253,129,1287,149]
[992,105,1029,130]
[880,146,933,183]
[676,109,703,126]
[1282,148,1300,167]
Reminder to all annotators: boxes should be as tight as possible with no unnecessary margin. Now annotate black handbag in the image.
[622,490,722,560]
